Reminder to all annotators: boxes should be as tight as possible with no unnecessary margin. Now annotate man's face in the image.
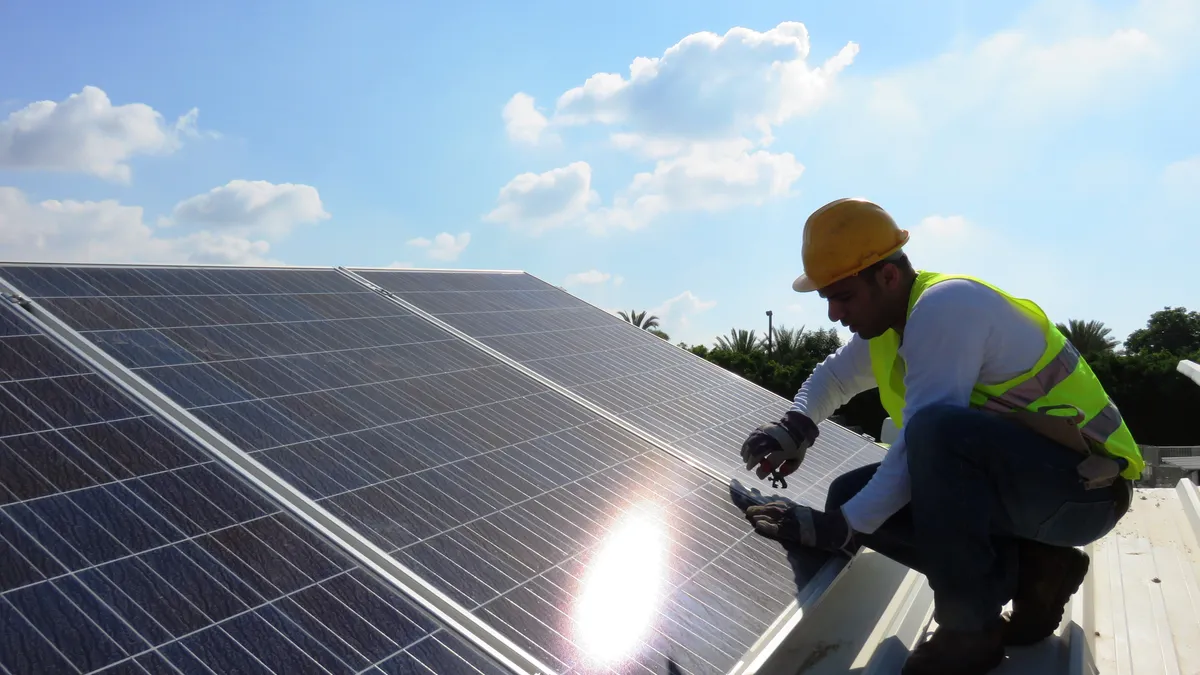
[818,270,894,339]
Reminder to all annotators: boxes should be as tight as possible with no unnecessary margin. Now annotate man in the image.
[739,198,1141,675]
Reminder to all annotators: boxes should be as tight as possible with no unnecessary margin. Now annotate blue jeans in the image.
[826,403,1131,633]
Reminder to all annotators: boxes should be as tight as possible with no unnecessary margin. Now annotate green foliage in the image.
[714,328,762,354]
[618,309,661,331]
[1124,307,1200,357]
[1086,348,1200,446]
[1055,319,1118,359]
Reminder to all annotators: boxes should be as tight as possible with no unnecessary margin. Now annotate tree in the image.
[1055,319,1118,359]
[647,328,670,340]
[714,328,762,355]
[617,309,661,331]
[1088,347,1200,446]
[1124,307,1200,357]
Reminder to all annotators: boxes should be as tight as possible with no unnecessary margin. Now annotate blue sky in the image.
[1,0,1197,349]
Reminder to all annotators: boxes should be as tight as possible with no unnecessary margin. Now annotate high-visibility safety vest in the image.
[867,271,1144,481]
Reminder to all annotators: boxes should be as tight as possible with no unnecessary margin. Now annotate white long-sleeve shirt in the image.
[789,277,1048,534]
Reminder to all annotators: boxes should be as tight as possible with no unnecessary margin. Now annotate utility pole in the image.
[765,310,773,358]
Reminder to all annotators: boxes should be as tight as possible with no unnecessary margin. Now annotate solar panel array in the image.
[0,297,509,675]
[351,269,886,508]
[0,263,839,675]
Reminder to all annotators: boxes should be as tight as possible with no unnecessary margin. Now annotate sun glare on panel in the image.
[574,506,669,666]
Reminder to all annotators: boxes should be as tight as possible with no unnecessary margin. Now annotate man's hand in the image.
[744,501,857,556]
[740,411,820,482]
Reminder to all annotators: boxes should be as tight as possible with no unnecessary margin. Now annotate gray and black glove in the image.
[740,411,819,486]
[745,501,857,556]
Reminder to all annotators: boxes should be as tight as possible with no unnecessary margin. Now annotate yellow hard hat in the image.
[792,197,910,292]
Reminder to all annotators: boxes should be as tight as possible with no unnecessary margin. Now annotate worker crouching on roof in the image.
[739,198,1141,675]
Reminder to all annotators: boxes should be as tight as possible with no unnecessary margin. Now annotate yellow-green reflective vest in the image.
[867,271,1144,481]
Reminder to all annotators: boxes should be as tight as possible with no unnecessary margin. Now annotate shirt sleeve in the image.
[838,280,992,534]
[788,333,877,424]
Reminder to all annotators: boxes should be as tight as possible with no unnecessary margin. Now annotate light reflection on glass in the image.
[573,504,668,666]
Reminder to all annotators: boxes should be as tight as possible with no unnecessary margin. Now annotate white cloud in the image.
[493,22,839,235]
[163,179,330,238]
[564,269,613,286]
[0,86,212,183]
[503,93,552,146]
[484,161,600,233]
[387,261,414,268]
[491,143,803,234]
[587,140,803,233]
[407,232,471,261]
[0,186,278,265]
[546,22,857,145]
[648,290,718,344]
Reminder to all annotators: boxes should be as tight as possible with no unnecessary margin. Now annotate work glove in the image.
[745,501,858,556]
[740,411,819,487]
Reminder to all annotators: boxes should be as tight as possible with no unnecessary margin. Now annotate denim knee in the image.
[904,403,974,469]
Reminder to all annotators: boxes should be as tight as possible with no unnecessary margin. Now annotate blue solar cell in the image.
[352,268,886,508]
[1,264,814,674]
[0,299,510,674]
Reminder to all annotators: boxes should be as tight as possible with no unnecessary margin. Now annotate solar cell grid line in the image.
[347,268,887,508]
[0,298,516,675]
[0,264,821,675]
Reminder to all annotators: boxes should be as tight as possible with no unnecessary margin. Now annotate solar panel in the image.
[0,263,819,675]
[0,296,511,675]
[348,269,886,508]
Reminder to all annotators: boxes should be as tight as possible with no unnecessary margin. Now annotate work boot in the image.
[1002,540,1090,646]
[901,622,1004,675]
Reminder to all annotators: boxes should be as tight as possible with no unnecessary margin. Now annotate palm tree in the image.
[715,328,762,355]
[1055,319,1118,358]
[767,325,802,361]
[618,310,661,331]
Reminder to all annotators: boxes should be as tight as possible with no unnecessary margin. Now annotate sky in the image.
[1,0,1197,349]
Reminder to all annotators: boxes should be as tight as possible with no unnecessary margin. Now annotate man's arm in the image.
[838,281,992,534]
[789,334,877,424]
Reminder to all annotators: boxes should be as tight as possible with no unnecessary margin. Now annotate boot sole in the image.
[1003,548,1090,646]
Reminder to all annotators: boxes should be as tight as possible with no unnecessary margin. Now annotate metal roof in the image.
[1164,456,1200,470]
[743,479,1200,674]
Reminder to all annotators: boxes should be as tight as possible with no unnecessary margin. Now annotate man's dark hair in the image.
[859,250,915,284]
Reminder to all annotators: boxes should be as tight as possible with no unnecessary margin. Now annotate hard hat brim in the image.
[792,274,819,293]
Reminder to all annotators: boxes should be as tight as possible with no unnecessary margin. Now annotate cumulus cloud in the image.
[503,93,552,146]
[492,22,839,233]
[490,142,803,234]
[163,179,330,238]
[0,180,331,266]
[563,269,613,286]
[649,290,718,345]
[0,86,212,183]
[587,140,803,233]
[407,232,471,261]
[484,161,600,233]
[0,186,276,265]
[540,22,858,145]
